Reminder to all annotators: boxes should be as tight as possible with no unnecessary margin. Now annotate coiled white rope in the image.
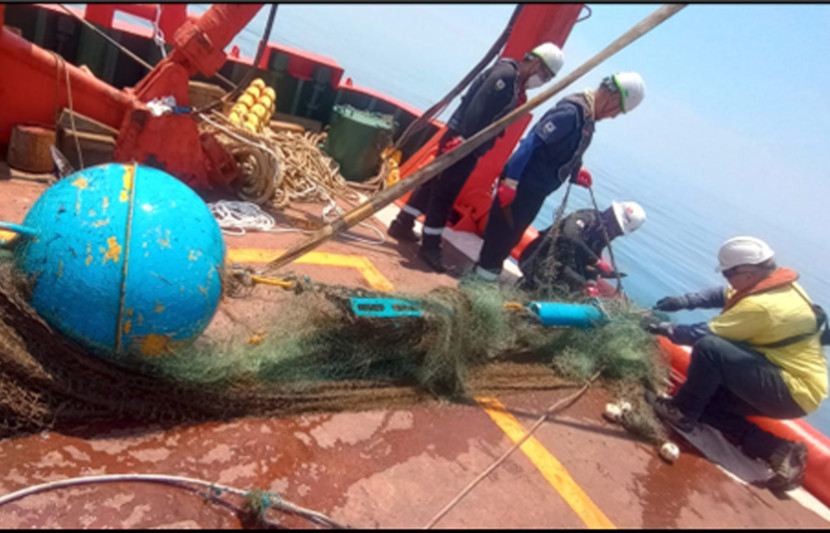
[208,200,311,237]
[209,199,386,246]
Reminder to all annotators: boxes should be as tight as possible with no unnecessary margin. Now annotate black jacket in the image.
[447,58,521,155]
[519,209,607,291]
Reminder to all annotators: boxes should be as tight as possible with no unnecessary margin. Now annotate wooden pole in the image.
[260,4,687,274]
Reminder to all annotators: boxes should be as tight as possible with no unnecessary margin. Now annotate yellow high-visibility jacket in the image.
[709,282,828,413]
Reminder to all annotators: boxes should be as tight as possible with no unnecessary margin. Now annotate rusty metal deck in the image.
[1,166,829,528]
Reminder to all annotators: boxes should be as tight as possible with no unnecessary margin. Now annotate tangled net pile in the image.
[0,251,669,442]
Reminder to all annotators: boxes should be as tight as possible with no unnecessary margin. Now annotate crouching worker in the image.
[646,236,828,490]
[518,197,645,296]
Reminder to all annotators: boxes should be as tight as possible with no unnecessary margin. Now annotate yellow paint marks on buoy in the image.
[102,236,122,264]
[102,196,109,212]
[58,261,63,278]
[142,242,148,248]
[198,286,208,295]
[123,320,132,335]
[140,334,170,357]
[120,165,135,202]
[88,209,96,217]
[92,218,110,228]
[85,243,93,266]
[188,249,201,261]
[75,200,81,216]
[157,229,172,249]
[126,308,134,317]
[247,331,267,345]
[72,177,88,189]
[155,302,165,313]
[137,314,144,326]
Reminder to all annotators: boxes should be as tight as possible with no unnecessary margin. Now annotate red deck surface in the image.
[1,167,829,528]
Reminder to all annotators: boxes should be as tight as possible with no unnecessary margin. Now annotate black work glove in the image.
[654,296,688,312]
[644,321,675,337]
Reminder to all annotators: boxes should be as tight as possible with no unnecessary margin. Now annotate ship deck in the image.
[1,165,829,529]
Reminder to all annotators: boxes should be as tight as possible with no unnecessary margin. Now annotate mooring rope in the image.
[0,473,348,529]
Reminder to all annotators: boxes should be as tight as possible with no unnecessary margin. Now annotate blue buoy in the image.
[528,301,607,328]
[13,163,226,359]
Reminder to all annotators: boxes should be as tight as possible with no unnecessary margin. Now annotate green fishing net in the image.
[0,254,669,443]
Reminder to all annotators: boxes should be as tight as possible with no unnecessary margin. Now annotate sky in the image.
[566,4,830,239]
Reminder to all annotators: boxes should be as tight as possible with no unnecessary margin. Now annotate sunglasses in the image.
[722,266,753,279]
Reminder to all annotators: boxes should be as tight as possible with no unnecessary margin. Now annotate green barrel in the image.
[324,104,395,182]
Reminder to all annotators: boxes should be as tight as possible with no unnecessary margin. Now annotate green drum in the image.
[324,104,395,182]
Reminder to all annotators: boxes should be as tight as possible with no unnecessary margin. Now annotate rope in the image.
[423,370,602,529]
[356,4,525,196]
[52,52,84,170]
[199,111,365,209]
[59,4,153,71]
[0,473,348,529]
[217,4,279,110]
[152,4,167,59]
[587,187,624,295]
[57,3,235,90]
[393,4,525,152]
[517,182,573,290]
[198,112,281,190]
[200,116,385,245]
[320,194,386,246]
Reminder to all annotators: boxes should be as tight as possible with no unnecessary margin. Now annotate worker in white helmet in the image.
[646,236,828,491]
[474,72,646,281]
[518,196,645,296]
[389,42,565,273]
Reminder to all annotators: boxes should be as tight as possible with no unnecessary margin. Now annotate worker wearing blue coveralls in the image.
[473,72,646,281]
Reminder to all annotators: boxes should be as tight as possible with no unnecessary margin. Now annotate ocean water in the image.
[119,5,830,437]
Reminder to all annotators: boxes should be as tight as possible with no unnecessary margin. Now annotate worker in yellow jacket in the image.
[646,236,828,491]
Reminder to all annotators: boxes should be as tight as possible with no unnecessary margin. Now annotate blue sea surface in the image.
[127,5,830,438]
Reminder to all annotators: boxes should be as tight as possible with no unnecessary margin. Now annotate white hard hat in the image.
[611,72,645,113]
[715,236,775,272]
[611,201,646,234]
[530,42,564,77]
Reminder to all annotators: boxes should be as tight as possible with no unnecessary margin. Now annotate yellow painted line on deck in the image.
[477,396,615,530]
[227,248,394,292]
